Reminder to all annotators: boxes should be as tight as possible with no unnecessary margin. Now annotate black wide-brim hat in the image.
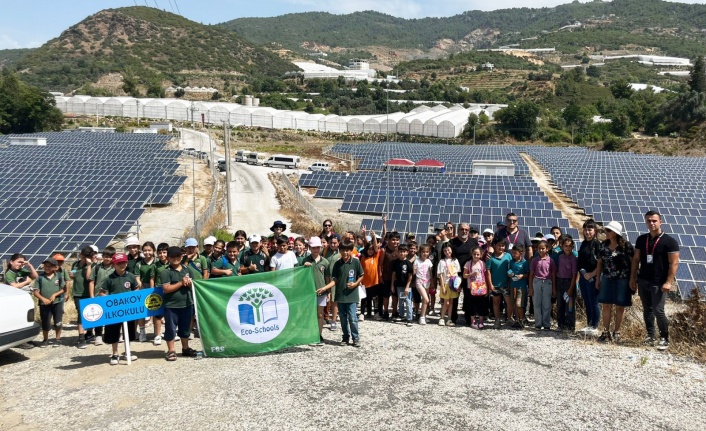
[270,220,287,232]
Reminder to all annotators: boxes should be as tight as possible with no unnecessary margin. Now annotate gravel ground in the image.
[2,305,705,431]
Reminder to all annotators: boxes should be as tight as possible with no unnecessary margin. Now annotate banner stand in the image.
[122,321,132,366]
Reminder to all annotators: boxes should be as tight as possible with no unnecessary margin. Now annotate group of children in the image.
[6,217,599,362]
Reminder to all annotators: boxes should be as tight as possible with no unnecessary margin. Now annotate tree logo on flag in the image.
[226,282,289,344]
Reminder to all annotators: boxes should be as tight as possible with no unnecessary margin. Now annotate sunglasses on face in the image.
[506,219,518,223]
[324,224,332,227]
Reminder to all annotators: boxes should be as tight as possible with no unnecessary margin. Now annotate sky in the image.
[1,0,706,50]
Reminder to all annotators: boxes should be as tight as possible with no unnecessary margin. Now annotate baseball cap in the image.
[125,237,140,247]
[52,253,65,261]
[469,226,479,233]
[204,236,217,246]
[544,234,555,241]
[90,245,99,253]
[248,234,261,243]
[496,221,506,227]
[43,257,59,266]
[309,237,322,247]
[185,238,198,247]
[167,246,183,258]
[483,228,494,235]
[112,253,128,264]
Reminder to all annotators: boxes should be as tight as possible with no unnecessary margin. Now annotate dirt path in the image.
[521,152,588,235]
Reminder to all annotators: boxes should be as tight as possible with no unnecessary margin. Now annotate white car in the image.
[308,162,330,171]
[0,283,40,352]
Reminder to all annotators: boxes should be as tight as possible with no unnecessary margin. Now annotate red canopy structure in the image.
[384,158,415,167]
[414,159,445,168]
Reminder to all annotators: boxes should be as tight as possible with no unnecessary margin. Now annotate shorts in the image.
[39,302,64,331]
[164,306,194,341]
[491,287,511,297]
[317,294,328,307]
[511,288,524,307]
[597,276,632,307]
[104,320,136,344]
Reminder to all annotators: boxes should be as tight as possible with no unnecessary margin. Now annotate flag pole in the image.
[122,321,132,365]
[191,281,204,357]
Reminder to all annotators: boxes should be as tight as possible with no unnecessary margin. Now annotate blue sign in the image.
[78,287,165,329]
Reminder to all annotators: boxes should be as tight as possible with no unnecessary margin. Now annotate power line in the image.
[153,0,159,9]
[173,0,181,15]
[166,0,175,13]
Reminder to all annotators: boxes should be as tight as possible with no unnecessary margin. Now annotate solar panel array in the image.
[523,146,706,298]
[0,132,185,266]
[300,170,579,248]
[329,142,530,174]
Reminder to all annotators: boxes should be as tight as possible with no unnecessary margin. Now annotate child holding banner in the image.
[303,236,330,346]
[161,246,198,361]
[98,253,139,365]
[317,241,364,347]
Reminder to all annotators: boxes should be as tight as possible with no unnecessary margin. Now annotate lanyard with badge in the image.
[645,233,663,264]
[507,231,519,250]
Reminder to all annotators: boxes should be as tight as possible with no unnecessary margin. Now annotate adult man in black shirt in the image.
[630,210,679,351]
[496,213,533,260]
[449,223,479,325]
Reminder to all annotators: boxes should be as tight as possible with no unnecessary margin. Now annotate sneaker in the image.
[406,321,413,327]
[418,317,427,325]
[494,319,501,330]
[578,327,591,335]
[428,310,436,316]
[52,339,63,347]
[340,339,350,346]
[373,314,383,321]
[358,314,365,322]
[77,337,88,349]
[138,329,147,342]
[94,336,104,346]
[470,318,478,330]
[598,331,612,343]
[478,319,485,330]
[642,336,656,347]
[85,334,96,344]
[39,340,50,348]
[351,339,360,348]
[109,355,119,365]
[383,312,390,321]
[512,321,523,329]
[153,335,162,346]
[612,332,621,344]
[392,316,402,323]
[590,328,602,337]
[315,335,325,347]
[438,318,446,326]
[329,322,338,331]
[657,338,669,351]
[447,321,456,327]
[120,353,138,362]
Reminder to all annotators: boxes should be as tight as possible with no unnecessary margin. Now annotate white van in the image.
[308,162,330,171]
[247,152,267,165]
[265,154,300,169]
[0,283,40,352]
[235,149,250,162]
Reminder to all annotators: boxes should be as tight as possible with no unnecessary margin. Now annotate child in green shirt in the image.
[33,257,66,347]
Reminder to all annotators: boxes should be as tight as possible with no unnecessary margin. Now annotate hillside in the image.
[15,7,296,94]
[0,48,34,69]
[223,0,706,60]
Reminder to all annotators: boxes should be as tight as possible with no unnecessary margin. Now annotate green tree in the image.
[610,79,632,99]
[0,70,63,134]
[494,99,540,140]
[688,55,706,94]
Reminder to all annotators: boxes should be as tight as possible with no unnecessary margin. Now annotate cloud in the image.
[0,33,43,50]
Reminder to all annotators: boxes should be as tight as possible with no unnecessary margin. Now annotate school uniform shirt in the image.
[635,233,679,285]
[34,273,65,304]
[100,271,139,295]
[159,265,193,308]
[138,259,156,287]
[530,255,556,280]
[509,259,530,289]
[270,250,298,270]
[487,253,512,288]
[303,254,330,290]
[5,267,31,285]
[71,261,95,298]
[182,254,209,279]
[557,253,578,279]
[327,251,341,274]
[212,256,241,277]
[93,264,115,288]
[155,260,169,282]
[127,254,141,276]
[240,249,269,273]
[392,258,412,288]
[332,257,364,304]
[295,251,311,267]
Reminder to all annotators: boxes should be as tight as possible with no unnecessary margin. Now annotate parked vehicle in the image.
[247,152,267,165]
[264,155,300,169]
[308,162,331,171]
[235,150,250,162]
[217,159,226,172]
[0,283,39,352]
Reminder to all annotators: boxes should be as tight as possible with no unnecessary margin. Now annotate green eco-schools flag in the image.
[192,267,319,357]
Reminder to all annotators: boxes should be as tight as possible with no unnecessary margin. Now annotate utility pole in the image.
[136,99,140,126]
[224,122,233,227]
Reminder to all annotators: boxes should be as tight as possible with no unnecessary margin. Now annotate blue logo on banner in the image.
[79,287,165,329]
